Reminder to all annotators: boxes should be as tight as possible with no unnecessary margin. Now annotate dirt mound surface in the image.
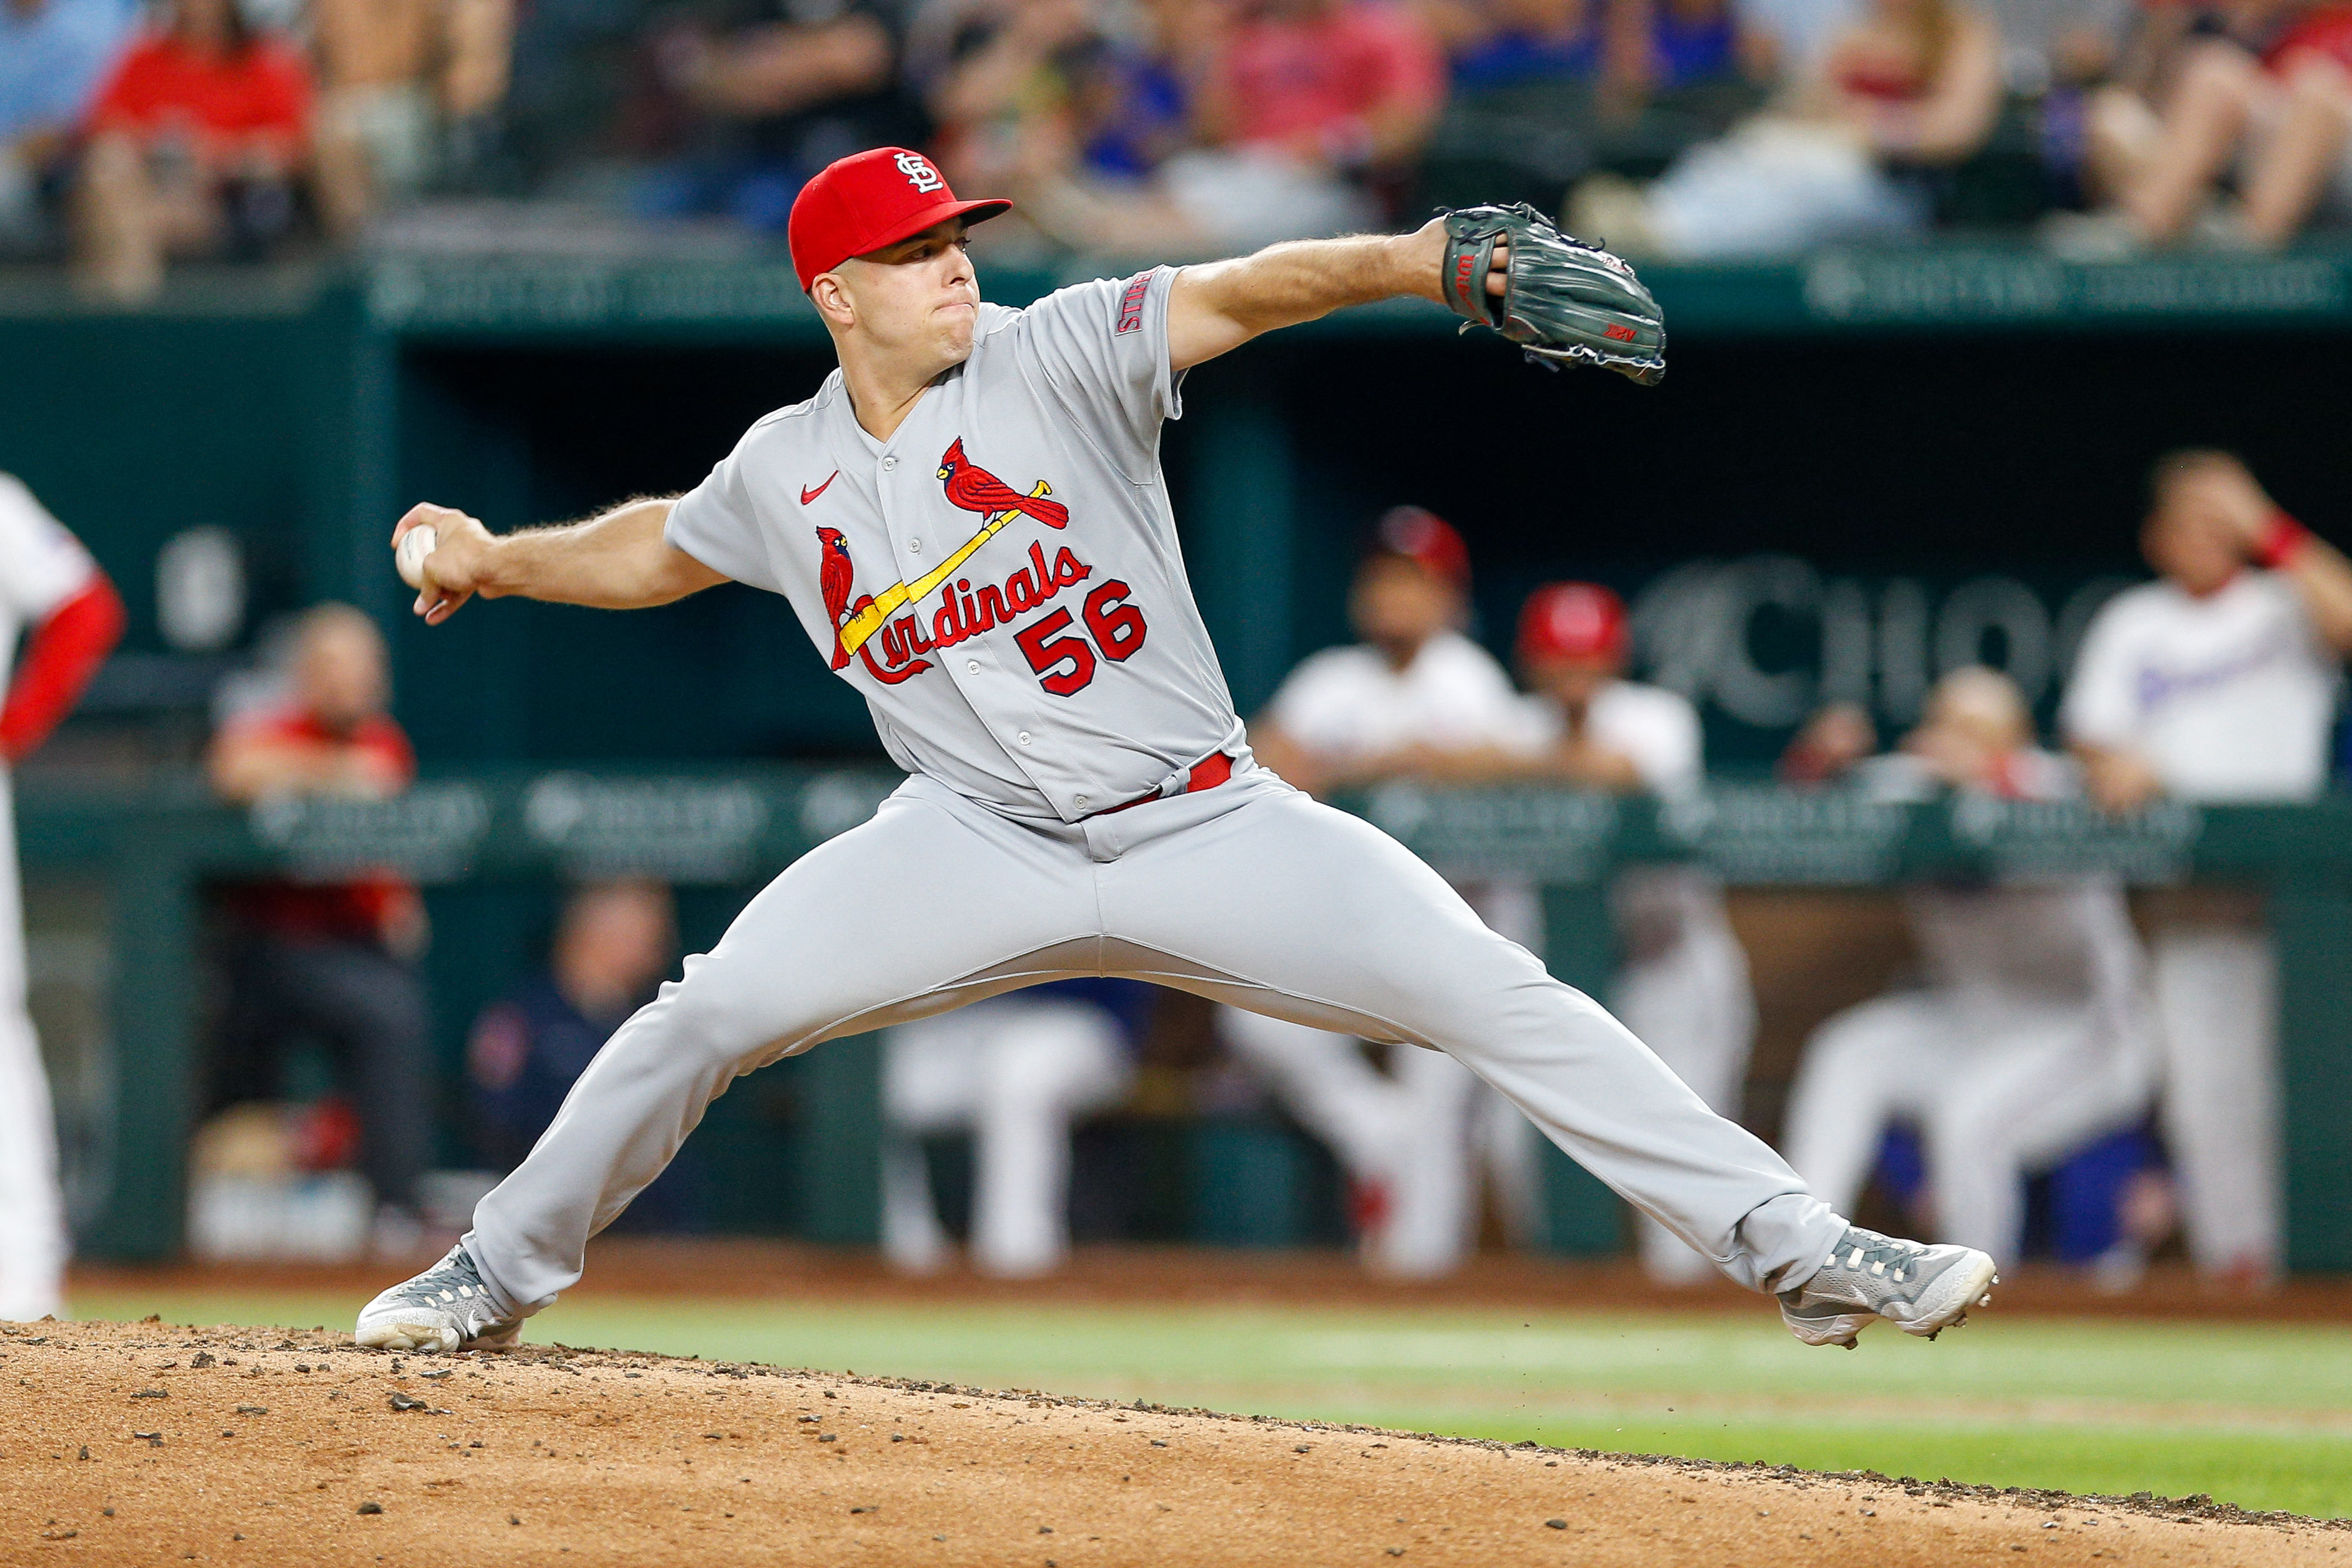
[1,1320,2338,1565]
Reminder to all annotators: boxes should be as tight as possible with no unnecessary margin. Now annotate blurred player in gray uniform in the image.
[1783,668,2158,1262]
[0,474,124,1320]
[1233,508,1542,1278]
[358,145,1997,1354]
[2063,452,2352,1286]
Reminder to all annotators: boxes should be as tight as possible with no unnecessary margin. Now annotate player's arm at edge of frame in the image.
[1165,217,1505,372]
[393,497,729,626]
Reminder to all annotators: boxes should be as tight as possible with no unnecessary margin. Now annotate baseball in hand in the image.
[396,525,438,589]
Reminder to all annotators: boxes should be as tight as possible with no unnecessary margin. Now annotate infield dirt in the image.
[0,1320,2337,1566]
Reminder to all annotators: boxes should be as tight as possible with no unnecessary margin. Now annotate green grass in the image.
[72,1288,2352,1519]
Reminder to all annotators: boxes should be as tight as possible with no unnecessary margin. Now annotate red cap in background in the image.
[788,147,1011,293]
[1518,582,1628,664]
[1373,506,1471,591]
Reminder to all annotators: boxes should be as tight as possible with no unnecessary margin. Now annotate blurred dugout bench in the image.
[19,772,2352,1268]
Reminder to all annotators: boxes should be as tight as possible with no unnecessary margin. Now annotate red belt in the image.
[1090,752,1235,819]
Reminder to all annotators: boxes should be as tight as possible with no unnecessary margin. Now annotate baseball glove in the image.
[1438,204,1666,386]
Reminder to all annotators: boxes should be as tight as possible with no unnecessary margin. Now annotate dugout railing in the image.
[21,774,2352,1268]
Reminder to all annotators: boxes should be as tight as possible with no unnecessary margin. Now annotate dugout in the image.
[6,252,2350,768]
[5,248,2351,1263]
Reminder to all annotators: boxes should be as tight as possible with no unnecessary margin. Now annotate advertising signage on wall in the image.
[1617,556,2140,762]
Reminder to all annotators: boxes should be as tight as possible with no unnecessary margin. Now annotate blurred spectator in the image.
[1194,0,1445,224]
[2062,450,2352,1287]
[1412,0,1617,208]
[910,0,1101,194]
[73,0,313,302]
[0,474,124,1321]
[1072,0,1216,177]
[2057,0,2352,251]
[1019,0,1445,252]
[925,0,1219,252]
[1430,582,1756,1283]
[1929,0,2128,227]
[309,0,515,236]
[1780,668,2158,1263]
[881,978,1151,1276]
[0,0,132,249]
[1976,0,2123,93]
[1573,0,2001,256]
[1610,0,1778,161]
[638,0,923,233]
[468,881,693,1227]
[206,604,434,1256]
[1738,0,1860,76]
[1230,509,1543,1279]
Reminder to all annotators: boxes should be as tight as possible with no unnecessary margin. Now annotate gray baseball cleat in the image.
[1778,1227,1998,1349]
[355,1244,522,1354]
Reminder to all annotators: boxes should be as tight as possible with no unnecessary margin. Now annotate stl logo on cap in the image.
[789,147,1012,293]
[894,151,945,194]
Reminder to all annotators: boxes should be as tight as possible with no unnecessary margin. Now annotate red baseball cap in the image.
[1371,506,1471,591]
[1518,582,1628,664]
[788,147,1011,293]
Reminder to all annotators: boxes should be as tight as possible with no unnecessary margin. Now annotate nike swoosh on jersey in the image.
[800,472,839,506]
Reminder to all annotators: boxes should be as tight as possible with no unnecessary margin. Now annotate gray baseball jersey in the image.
[667,268,1239,823]
[458,269,1852,1319]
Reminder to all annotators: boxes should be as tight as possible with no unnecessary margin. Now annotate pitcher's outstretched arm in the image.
[393,497,728,624]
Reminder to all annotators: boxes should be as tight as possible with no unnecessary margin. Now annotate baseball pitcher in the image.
[357,147,1994,1354]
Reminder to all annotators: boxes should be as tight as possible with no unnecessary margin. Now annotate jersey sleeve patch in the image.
[1116,272,1153,335]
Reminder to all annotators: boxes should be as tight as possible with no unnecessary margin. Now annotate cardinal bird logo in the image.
[937,439,1069,529]
[817,526,857,669]
[818,440,1071,672]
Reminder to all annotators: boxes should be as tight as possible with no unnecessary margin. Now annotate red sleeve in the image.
[359,715,417,783]
[1,573,126,764]
[87,39,165,133]
[248,42,313,140]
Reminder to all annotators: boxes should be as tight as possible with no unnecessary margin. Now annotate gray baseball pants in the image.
[465,765,1845,1314]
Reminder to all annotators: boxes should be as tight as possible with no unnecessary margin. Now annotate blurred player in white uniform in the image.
[880,977,1148,1277]
[1234,508,1542,1277]
[1470,583,1758,1282]
[0,474,125,1320]
[1783,668,2158,1261]
[2063,451,2352,1286]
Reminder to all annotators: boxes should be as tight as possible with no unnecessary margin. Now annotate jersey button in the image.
[881,456,898,471]
[1017,732,1032,746]
[965,660,979,674]
[1075,795,1089,807]
[908,538,922,553]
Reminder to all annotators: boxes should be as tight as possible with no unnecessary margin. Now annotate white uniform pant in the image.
[1614,871,1756,1283]
[2152,924,2280,1277]
[0,768,66,1320]
[880,995,1133,1277]
[466,767,1844,1315]
[1782,989,2154,1259]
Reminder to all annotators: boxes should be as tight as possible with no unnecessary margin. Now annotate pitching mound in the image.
[1,1322,2338,1565]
